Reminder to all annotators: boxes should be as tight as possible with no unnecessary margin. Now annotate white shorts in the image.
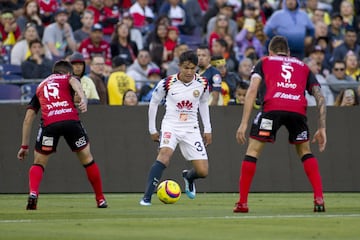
[159,128,208,161]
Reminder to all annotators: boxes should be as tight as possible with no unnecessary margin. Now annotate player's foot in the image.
[233,202,249,213]
[26,194,38,210]
[314,197,325,212]
[97,199,108,208]
[139,198,152,206]
[182,170,196,199]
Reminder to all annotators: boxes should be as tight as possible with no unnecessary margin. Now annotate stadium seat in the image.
[1,64,22,81]
[0,84,22,101]
[21,83,39,102]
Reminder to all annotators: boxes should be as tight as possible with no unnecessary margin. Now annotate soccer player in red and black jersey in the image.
[17,60,108,210]
[233,36,327,213]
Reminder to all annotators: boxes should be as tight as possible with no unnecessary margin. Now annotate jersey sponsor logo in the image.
[176,100,193,110]
[75,136,87,148]
[48,108,73,116]
[163,132,172,139]
[42,136,54,146]
[260,118,273,130]
[276,82,297,89]
[46,101,70,110]
[296,131,308,141]
[193,90,200,97]
[273,92,301,100]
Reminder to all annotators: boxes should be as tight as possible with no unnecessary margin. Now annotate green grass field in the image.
[1,193,359,240]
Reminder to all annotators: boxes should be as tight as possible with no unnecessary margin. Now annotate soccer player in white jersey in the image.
[140,50,212,206]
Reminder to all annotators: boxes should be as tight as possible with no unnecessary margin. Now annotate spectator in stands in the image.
[158,0,196,36]
[202,0,227,34]
[235,2,267,45]
[21,39,53,79]
[264,0,315,59]
[62,0,81,32]
[78,23,112,68]
[166,43,189,75]
[122,89,139,106]
[38,0,59,26]
[88,54,108,104]
[327,60,358,96]
[211,38,238,73]
[197,45,222,106]
[206,3,237,42]
[308,45,330,77]
[73,10,94,48]
[228,81,249,105]
[127,49,159,91]
[305,0,330,24]
[339,0,357,30]
[211,55,241,105]
[69,51,100,104]
[87,0,119,41]
[11,23,52,66]
[110,22,138,67]
[164,26,179,62]
[331,28,360,64]
[121,11,144,51]
[42,8,76,59]
[235,17,263,62]
[344,51,360,82]
[237,57,253,84]
[17,0,44,38]
[303,57,334,106]
[183,0,207,36]
[129,0,155,35]
[0,9,22,47]
[327,12,345,51]
[107,56,136,105]
[208,13,231,52]
[139,67,161,103]
[334,88,359,106]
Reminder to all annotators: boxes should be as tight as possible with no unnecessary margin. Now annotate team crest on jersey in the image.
[193,90,200,97]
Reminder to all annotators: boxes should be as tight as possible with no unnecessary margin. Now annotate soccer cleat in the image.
[139,199,152,206]
[97,199,108,208]
[314,198,325,212]
[182,170,196,199]
[233,202,249,213]
[26,194,38,210]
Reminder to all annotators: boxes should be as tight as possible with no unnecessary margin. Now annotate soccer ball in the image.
[157,180,181,204]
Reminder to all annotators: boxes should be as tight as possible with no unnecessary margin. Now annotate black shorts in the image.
[35,120,89,154]
[249,111,309,144]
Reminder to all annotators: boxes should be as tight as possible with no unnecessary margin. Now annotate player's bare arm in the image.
[17,109,37,160]
[311,85,327,152]
[69,76,87,113]
[236,75,261,145]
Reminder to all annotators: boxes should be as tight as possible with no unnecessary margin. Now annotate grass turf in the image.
[0,193,359,240]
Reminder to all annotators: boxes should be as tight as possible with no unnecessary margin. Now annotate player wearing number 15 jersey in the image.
[17,60,107,210]
[140,50,212,206]
[233,36,327,213]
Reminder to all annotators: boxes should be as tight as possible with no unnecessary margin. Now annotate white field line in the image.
[1,214,360,223]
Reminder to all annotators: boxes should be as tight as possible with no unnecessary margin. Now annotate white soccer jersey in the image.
[148,73,212,134]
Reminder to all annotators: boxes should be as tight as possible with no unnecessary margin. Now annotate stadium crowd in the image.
[1,0,360,106]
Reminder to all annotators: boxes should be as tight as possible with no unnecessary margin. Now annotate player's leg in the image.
[140,147,174,205]
[64,121,107,208]
[234,138,266,213]
[179,131,209,199]
[26,151,50,210]
[295,142,325,212]
[76,145,107,208]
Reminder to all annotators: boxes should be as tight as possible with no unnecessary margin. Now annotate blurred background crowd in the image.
[1,0,360,106]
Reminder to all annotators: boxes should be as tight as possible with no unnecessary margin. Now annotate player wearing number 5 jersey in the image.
[17,60,107,210]
[140,50,212,206]
[233,36,327,213]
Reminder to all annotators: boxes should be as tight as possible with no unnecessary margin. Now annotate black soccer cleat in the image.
[26,194,38,210]
[314,198,325,212]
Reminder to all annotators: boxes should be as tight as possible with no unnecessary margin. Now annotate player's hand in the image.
[236,123,247,145]
[17,148,29,160]
[312,128,327,152]
[150,132,160,142]
[203,133,212,147]
[78,98,87,113]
